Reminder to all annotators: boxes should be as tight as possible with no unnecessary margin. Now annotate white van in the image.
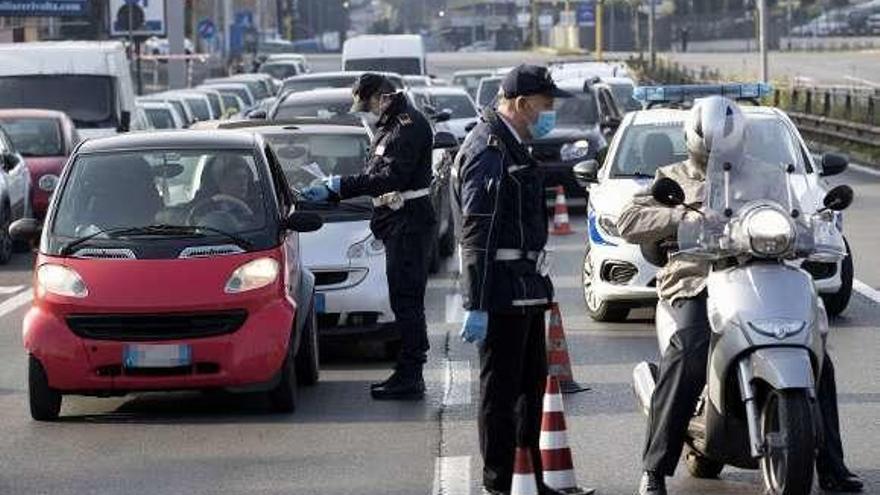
[342,35,426,75]
[0,41,136,139]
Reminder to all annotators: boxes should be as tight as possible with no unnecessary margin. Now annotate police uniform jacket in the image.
[452,108,554,313]
[338,92,436,240]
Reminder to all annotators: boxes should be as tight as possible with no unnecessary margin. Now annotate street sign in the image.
[110,0,166,37]
[197,18,215,40]
[577,0,595,27]
[0,0,88,16]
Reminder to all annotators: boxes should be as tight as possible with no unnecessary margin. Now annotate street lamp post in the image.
[758,0,768,82]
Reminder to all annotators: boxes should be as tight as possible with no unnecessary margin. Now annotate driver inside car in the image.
[617,96,863,495]
[189,154,261,230]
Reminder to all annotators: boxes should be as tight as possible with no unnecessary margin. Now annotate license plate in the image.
[123,344,192,369]
[315,293,326,314]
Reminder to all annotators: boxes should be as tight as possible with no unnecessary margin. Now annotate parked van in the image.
[0,41,136,139]
[342,35,426,75]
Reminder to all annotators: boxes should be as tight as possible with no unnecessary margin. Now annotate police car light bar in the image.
[633,83,773,104]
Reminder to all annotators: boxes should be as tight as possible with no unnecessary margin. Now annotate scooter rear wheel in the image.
[760,389,815,495]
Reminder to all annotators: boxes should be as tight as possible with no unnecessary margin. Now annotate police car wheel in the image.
[821,238,853,319]
[582,248,629,322]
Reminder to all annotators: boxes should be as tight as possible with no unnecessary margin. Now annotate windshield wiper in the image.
[60,224,252,256]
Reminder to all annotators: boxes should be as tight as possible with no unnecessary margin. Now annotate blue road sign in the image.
[577,0,595,27]
[0,0,88,17]
[198,18,216,40]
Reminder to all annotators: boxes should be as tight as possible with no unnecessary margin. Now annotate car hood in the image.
[438,118,477,140]
[299,220,371,268]
[590,177,654,218]
[24,156,65,178]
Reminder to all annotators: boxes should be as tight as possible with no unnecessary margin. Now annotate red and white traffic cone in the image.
[540,376,595,495]
[547,303,589,394]
[511,446,539,495]
[551,186,573,235]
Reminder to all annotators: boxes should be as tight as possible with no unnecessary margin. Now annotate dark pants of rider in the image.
[643,293,849,477]
[479,310,548,492]
[384,230,433,375]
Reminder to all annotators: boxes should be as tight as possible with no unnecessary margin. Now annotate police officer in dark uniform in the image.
[302,73,436,400]
[453,65,572,495]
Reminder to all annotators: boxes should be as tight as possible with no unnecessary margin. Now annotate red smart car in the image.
[11,130,323,420]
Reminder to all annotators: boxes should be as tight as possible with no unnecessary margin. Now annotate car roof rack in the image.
[633,83,773,109]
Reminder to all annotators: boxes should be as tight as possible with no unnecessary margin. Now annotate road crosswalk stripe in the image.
[0,285,25,295]
[853,279,880,304]
[443,359,472,407]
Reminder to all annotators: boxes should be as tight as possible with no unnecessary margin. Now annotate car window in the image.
[283,77,356,94]
[610,83,641,112]
[144,108,177,129]
[556,92,600,126]
[477,79,501,107]
[431,94,478,119]
[184,97,211,121]
[261,63,299,80]
[53,150,268,238]
[0,118,63,156]
[272,96,352,119]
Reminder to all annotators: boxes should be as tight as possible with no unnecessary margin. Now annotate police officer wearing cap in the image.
[452,65,572,495]
[302,73,436,401]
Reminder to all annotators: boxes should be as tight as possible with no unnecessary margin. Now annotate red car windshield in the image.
[52,150,269,240]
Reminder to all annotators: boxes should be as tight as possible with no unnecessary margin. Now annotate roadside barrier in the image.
[547,303,589,395]
[540,376,596,495]
[551,186,573,235]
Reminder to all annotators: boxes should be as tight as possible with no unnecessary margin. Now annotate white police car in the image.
[576,84,853,321]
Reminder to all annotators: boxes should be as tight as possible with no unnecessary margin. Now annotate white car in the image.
[408,86,479,141]
[230,122,397,342]
[578,101,853,322]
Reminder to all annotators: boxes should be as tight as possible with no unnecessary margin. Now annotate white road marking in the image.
[445,293,465,324]
[847,162,880,178]
[0,285,25,295]
[853,279,880,304]
[432,455,471,495]
[0,289,32,319]
[547,275,582,289]
[843,75,880,87]
[443,359,472,407]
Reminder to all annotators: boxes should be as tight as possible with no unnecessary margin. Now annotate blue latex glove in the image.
[301,184,329,202]
[323,175,341,194]
[460,310,489,345]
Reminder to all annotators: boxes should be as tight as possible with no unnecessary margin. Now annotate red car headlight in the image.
[225,258,279,294]
[37,264,88,298]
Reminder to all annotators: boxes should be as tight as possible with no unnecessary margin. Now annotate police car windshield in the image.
[611,116,809,178]
[264,132,370,193]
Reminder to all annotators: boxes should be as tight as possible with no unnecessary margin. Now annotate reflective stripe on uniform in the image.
[511,298,549,306]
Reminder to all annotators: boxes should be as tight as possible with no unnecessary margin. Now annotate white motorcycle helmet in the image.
[684,96,746,164]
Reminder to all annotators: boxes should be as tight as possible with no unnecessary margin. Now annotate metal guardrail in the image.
[789,111,880,150]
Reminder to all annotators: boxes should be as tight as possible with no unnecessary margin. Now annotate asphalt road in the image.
[0,163,878,494]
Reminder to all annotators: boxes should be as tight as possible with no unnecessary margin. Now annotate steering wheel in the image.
[187,194,254,226]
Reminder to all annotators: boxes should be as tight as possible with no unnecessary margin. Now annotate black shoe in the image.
[482,488,509,495]
[370,374,425,401]
[370,370,402,390]
[636,471,667,495]
[820,472,864,493]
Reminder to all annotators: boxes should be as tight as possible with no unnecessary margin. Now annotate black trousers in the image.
[643,294,850,477]
[384,230,433,372]
[479,310,548,492]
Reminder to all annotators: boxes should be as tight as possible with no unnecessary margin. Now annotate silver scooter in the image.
[631,148,853,495]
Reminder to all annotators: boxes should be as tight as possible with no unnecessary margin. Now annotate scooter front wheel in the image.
[760,389,815,495]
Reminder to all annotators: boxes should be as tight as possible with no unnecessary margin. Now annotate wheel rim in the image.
[762,392,788,494]
[582,249,602,312]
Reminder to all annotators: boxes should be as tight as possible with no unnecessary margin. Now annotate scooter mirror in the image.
[823,184,854,212]
[652,177,686,207]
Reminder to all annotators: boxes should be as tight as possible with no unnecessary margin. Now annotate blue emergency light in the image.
[633,83,773,105]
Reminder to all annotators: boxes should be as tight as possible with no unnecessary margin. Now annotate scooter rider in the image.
[453,64,572,495]
[618,96,863,495]
[301,73,436,400]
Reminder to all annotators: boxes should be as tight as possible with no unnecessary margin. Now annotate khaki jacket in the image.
[617,159,709,302]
